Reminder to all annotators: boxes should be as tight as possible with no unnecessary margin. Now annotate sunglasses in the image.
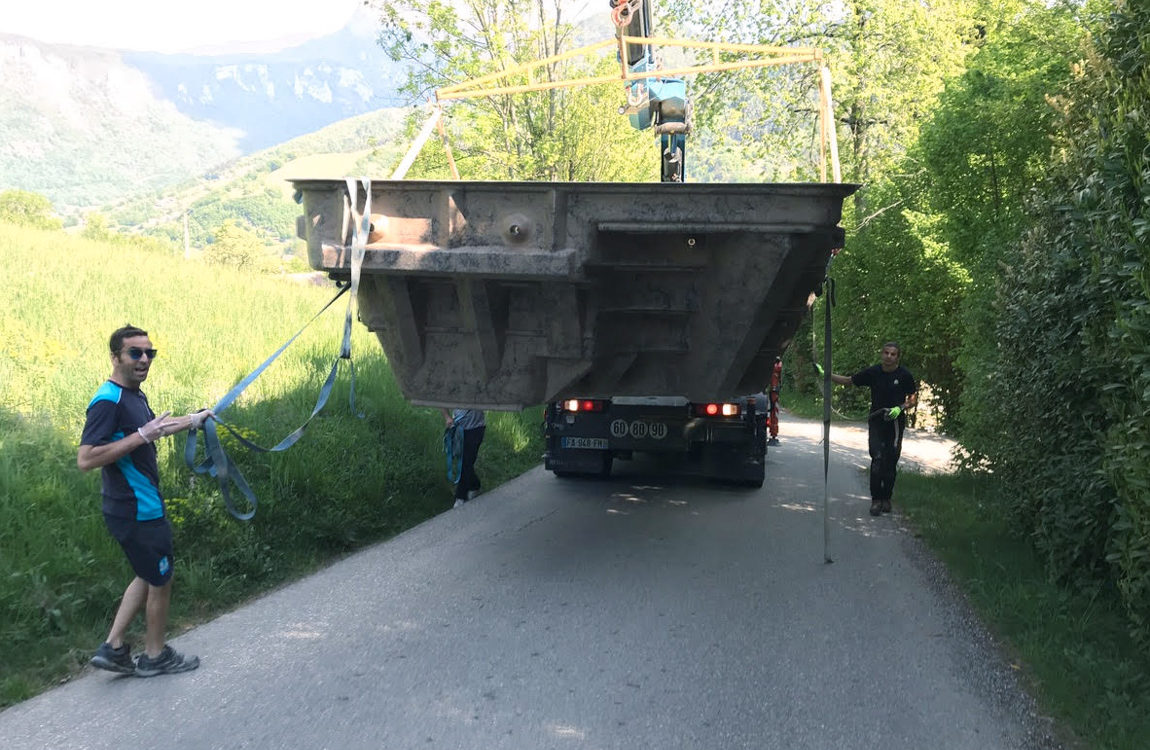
[120,347,158,361]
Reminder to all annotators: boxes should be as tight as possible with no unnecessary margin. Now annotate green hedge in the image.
[965,1,1150,647]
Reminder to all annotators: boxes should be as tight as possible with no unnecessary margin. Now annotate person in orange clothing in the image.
[767,356,782,446]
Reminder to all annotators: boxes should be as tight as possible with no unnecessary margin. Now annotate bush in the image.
[0,190,62,230]
[966,0,1150,647]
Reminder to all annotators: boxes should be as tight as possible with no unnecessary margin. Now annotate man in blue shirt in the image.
[828,341,918,516]
[79,325,212,677]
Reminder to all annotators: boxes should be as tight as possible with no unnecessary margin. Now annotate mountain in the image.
[121,19,405,153]
[101,107,413,251]
[0,14,406,216]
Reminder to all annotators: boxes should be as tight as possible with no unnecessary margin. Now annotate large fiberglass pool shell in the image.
[292,179,859,410]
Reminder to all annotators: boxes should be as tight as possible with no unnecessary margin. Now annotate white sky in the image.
[1,0,366,53]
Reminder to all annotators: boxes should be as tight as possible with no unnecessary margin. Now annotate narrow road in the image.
[1,413,1058,749]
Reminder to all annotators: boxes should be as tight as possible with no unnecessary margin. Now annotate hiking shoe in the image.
[869,500,882,516]
[453,498,465,509]
[881,499,892,513]
[134,645,199,677]
[90,642,135,674]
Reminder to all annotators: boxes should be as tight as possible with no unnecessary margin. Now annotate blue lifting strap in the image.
[443,423,464,484]
[185,178,372,520]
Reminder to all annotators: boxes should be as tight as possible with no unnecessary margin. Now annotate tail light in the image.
[562,399,606,413]
[694,402,740,417]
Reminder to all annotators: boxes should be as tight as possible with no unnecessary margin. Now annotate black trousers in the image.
[867,417,904,501]
[455,426,485,500]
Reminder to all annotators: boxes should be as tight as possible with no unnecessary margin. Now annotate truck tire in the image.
[598,452,614,478]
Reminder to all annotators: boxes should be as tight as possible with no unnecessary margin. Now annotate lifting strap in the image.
[444,423,464,484]
[184,178,372,520]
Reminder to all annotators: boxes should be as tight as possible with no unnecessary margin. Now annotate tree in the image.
[663,0,977,193]
[912,0,1086,441]
[205,220,269,272]
[376,0,652,181]
[0,190,61,230]
[740,0,980,420]
[81,213,112,241]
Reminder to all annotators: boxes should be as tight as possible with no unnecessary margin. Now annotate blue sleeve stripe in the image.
[88,381,123,409]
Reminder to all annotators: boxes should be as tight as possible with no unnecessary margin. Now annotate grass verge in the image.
[896,471,1150,750]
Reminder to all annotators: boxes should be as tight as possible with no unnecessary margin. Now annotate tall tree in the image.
[810,0,978,417]
[206,220,269,271]
[0,190,61,231]
[663,0,976,195]
[912,0,1086,441]
[375,0,652,180]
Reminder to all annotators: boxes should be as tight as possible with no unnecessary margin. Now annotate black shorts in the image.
[103,515,174,586]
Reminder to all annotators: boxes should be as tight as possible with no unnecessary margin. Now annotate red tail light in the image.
[562,399,606,413]
[694,402,740,417]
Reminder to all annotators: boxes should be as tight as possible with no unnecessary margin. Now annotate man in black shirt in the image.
[79,325,212,676]
[828,342,918,516]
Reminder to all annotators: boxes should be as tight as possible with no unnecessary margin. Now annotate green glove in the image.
[814,362,824,377]
[886,406,903,421]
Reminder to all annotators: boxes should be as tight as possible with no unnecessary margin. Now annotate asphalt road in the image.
[1,413,1060,749]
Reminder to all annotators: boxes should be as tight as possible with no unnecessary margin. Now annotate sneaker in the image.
[881,499,892,513]
[90,642,135,674]
[134,645,199,677]
[467,489,481,501]
[767,437,780,446]
[869,500,882,517]
[453,498,465,509]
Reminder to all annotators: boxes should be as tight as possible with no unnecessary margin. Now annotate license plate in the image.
[561,437,608,450]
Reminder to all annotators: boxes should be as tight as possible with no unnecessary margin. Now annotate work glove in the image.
[188,409,216,430]
[813,362,825,377]
[137,411,174,443]
[885,406,903,422]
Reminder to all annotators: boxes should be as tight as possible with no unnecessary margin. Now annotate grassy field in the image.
[0,223,543,705]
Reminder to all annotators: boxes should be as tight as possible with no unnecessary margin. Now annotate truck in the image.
[290,1,856,486]
[539,0,822,486]
[543,394,770,486]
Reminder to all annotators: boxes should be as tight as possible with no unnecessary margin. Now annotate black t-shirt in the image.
[851,364,917,412]
[80,380,164,521]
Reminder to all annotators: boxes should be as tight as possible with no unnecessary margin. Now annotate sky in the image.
[2,0,366,54]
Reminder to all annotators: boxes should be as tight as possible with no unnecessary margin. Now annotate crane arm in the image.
[610,0,689,182]
[424,7,841,185]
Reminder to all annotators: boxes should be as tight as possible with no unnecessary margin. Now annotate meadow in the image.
[0,223,543,704]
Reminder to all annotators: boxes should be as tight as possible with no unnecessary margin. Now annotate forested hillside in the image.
[0,20,403,217]
[0,36,242,213]
[101,107,410,254]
